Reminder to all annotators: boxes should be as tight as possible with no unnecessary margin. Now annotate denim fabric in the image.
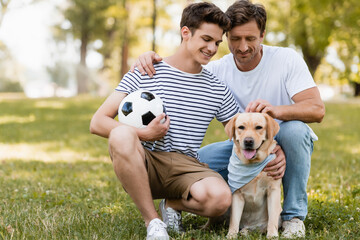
[198,120,313,221]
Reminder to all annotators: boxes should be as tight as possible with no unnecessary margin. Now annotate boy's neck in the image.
[164,49,203,74]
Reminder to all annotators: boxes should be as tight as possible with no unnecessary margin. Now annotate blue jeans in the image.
[198,120,313,221]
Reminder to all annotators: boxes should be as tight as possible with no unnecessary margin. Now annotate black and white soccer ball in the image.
[118,90,165,128]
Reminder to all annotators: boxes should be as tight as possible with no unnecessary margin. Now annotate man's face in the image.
[185,22,223,65]
[226,19,264,71]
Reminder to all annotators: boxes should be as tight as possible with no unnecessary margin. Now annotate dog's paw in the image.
[240,228,249,236]
[226,231,238,239]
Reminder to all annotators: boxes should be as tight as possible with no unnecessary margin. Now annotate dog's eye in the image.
[256,126,263,130]
[238,126,245,130]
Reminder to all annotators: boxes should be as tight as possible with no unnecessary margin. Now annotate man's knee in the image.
[277,121,310,146]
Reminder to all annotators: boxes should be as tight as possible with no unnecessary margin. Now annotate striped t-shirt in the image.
[116,61,239,160]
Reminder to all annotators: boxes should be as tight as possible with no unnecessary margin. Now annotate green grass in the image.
[0,94,359,239]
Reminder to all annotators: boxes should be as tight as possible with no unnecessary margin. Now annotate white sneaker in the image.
[146,218,169,240]
[281,218,305,238]
[159,199,184,233]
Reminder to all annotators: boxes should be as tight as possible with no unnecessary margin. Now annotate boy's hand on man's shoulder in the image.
[137,113,170,141]
[130,51,163,77]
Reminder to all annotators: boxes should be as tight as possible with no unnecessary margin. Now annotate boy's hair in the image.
[225,0,267,36]
[180,2,230,36]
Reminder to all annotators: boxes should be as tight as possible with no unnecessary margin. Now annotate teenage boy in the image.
[130,0,325,238]
[90,2,240,240]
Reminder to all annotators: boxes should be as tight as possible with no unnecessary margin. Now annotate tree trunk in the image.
[0,0,10,27]
[354,82,360,97]
[101,22,117,71]
[303,54,321,76]
[120,1,129,80]
[301,43,322,76]
[152,0,157,52]
[120,37,129,79]
[77,15,89,94]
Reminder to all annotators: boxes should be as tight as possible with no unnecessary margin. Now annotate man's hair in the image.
[225,0,267,36]
[180,2,230,35]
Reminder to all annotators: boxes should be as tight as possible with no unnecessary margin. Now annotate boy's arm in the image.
[90,91,170,140]
[130,51,163,77]
[90,91,125,138]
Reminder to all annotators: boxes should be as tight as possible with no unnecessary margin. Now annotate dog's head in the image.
[225,113,280,163]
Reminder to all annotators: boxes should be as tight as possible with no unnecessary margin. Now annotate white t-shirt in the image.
[205,45,316,113]
[116,61,240,159]
[205,45,318,139]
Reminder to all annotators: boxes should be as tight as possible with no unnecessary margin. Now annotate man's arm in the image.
[90,91,170,140]
[246,87,325,123]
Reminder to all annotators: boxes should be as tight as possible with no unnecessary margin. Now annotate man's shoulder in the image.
[264,45,299,58]
[209,53,233,65]
[205,53,233,76]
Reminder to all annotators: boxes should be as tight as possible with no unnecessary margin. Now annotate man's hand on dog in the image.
[246,99,279,119]
[263,145,286,179]
[245,101,285,179]
[138,113,170,141]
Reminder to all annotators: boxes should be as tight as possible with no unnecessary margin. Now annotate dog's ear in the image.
[225,113,240,140]
[263,113,280,140]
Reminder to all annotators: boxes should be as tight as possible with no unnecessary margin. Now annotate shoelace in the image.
[148,221,167,236]
[167,210,182,229]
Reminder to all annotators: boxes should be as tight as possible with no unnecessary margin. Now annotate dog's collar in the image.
[228,152,276,193]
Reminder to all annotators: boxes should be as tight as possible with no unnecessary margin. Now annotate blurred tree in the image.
[0,0,11,26]
[332,0,360,96]
[93,0,129,81]
[97,0,175,82]
[61,0,117,94]
[265,0,360,96]
[134,0,177,56]
[119,0,129,79]
[55,0,222,94]
[46,61,70,97]
[152,0,157,52]
[0,41,23,92]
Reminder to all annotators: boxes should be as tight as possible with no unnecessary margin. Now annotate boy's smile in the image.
[186,22,224,66]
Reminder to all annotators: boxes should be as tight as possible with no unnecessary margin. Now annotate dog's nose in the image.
[244,137,254,148]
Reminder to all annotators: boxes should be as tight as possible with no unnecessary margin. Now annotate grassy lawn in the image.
[0,94,359,239]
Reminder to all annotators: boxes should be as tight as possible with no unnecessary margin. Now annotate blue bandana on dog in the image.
[228,147,276,193]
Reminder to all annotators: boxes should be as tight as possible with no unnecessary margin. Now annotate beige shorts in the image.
[144,149,222,200]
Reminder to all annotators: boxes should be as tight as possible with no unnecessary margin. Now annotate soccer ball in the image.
[118,90,165,128]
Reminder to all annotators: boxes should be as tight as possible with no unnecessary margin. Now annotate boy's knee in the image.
[108,126,144,168]
[206,187,232,217]
[109,125,138,154]
[217,189,232,215]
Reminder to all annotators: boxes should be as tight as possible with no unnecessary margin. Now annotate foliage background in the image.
[0,0,359,96]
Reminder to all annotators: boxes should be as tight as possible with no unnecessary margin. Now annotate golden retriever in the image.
[225,112,281,239]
